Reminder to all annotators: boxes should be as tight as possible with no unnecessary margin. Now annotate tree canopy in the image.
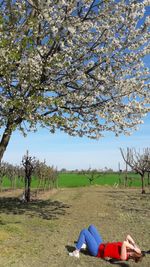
[0,0,150,161]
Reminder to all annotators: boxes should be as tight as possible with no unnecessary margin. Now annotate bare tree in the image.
[34,159,58,194]
[80,168,103,185]
[120,148,150,194]
[22,151,36,202]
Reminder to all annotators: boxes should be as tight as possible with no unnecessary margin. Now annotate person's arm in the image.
[126,235,141,253]
[121,241,135,260]
[126,235,135,245]
[120,240,141,261]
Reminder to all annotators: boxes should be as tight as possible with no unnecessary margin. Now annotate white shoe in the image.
[81,243,86,250]
[69,250,80,258]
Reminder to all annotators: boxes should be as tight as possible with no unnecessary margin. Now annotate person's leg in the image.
[75,228,99,256]
[88,224,103,246]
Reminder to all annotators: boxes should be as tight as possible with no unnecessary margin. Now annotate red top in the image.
[97,242,125,260]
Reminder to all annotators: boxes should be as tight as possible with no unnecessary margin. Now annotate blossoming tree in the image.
[0,0,150,162]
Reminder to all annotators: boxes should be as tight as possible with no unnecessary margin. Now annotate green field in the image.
[58,172,143,187]
[1,176,40,189]
[1,172,147,189]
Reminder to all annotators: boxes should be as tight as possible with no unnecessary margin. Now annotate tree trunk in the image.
[0,123,13,163]
[141,174,145,194]
[25,176,31,202]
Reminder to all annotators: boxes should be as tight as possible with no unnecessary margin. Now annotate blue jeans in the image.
[76,224,103,256]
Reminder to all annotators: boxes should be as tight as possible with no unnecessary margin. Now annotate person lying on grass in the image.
[69,224,145,263]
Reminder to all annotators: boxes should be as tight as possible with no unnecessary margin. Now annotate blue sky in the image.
[2,112,150,171]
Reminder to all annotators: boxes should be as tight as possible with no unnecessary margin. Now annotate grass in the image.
[0,186,149,267]
[57,172,144,188]
[1,172,147,190]
[0,202,57,266]
[1,176,40,189]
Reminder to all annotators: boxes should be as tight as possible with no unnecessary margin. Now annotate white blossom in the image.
[0,0,149,160]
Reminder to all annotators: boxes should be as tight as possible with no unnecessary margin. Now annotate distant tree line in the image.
[59,167,113,173]
[0,151,58,202]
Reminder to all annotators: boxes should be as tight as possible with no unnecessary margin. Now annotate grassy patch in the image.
[0,187,149,267]
[58,172,143,187]
[2,172,147,190]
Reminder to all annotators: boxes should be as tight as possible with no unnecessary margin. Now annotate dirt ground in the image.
[0,186,149,267]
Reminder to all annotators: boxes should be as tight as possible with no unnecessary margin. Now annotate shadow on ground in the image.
[0,197,70,220]
[106,259,130,267]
